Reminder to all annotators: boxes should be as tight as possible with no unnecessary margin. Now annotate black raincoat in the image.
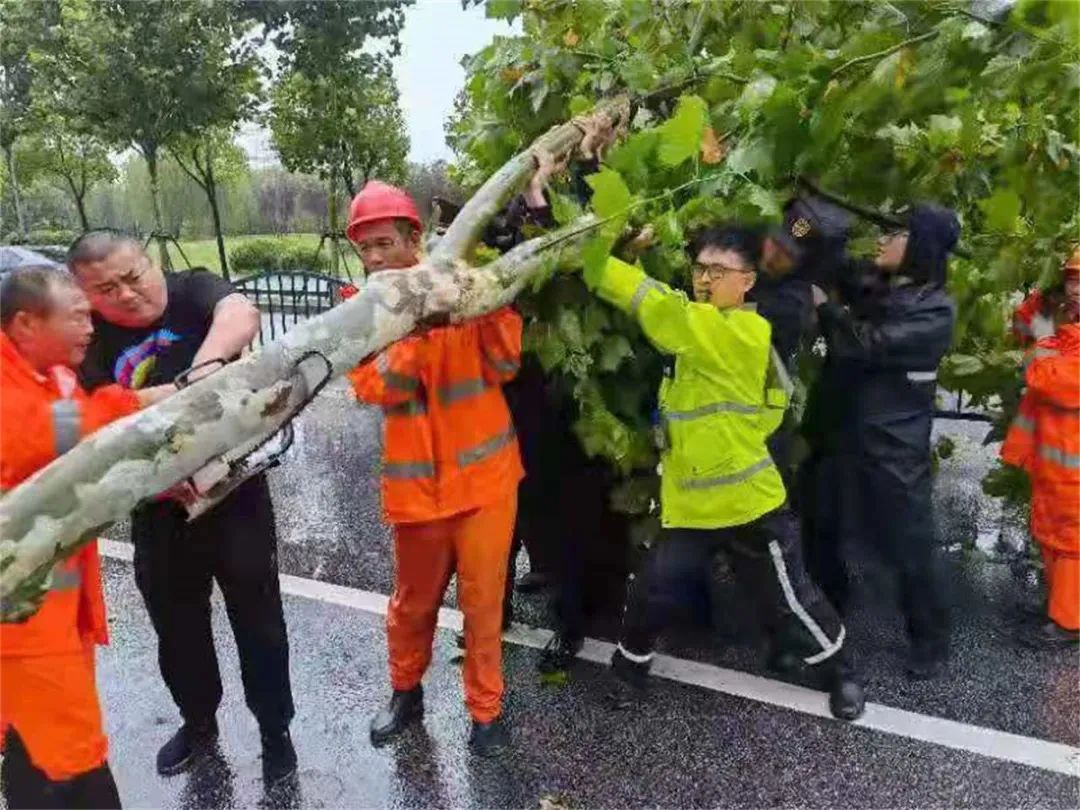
[802,204,959,652]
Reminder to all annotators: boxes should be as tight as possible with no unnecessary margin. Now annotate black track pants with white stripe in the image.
[618,506,845,666]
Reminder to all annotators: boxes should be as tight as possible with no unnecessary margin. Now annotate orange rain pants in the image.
[0,644,107,781]
[1041,546,1080,631]
[387,492,517,723]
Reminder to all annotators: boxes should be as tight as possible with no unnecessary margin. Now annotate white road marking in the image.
[98,538,1079,778]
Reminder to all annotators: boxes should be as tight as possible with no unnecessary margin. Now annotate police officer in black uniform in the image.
[804,204,959,680]
[749,196,853,493]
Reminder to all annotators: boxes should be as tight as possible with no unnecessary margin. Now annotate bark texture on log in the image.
[0,217,594,620]
[1,97,623,620]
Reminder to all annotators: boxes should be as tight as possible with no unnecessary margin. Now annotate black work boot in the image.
[156,719,219,776]
[906,639,949,681]
[261,728,298,785]
[516,571,554,594]
[369,686,424,746]
[538,632,584,675]
[1019,621,1080,650]
[469,715,510,758]
[825,653,865,721]
[607,646,650,709]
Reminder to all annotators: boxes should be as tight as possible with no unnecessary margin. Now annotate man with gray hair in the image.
[68,232,297,785]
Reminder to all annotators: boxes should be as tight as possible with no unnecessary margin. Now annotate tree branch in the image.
[829,30,938,77]
[0,215,596,619]
[687,2,709,56]
[429,96,632,264]
[170,146,210,194]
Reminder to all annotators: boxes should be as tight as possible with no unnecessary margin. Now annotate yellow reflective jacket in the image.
[590,257,790,529]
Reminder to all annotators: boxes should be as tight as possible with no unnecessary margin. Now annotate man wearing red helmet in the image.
[345,181,524,756]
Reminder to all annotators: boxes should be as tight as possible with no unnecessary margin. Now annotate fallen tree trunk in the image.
[0,203,597,619]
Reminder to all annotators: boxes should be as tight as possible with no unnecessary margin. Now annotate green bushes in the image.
[229,238,330,276]
[2,229,78,246]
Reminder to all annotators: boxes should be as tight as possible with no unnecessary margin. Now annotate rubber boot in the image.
[156,719,219,776]
[538,632,584,675]
[607,646,650,709]
[1018,621,1080,650]
[261,728,298,785]
[906,638,949,681]
[826,650,865,721]
[469,715,510,758]
[369,686,424,746]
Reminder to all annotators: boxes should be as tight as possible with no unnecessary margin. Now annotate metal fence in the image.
[233,270,351,347]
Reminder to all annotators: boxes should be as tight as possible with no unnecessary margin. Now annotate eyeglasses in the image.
[692,262,752,277]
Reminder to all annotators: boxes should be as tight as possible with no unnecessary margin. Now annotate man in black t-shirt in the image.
[70,232,297,785]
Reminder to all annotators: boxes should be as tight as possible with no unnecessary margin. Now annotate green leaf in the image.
[725,138,773,178]
[486,0,522,21]
[586,167,633,219]
[978,189,1022,232]
[550,192,584,227]
[657,94,707,167]
[737,74,777,112]
[927,115,962,151]
[606,130,659,188]
[746,185,782,219]
[620,52,657,93]
[557,308,584,348]
[597,334,633,372]
[568,95,592,116]
[582,233,615,289]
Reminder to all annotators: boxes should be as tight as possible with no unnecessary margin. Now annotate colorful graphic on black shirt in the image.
[112,328,182,389]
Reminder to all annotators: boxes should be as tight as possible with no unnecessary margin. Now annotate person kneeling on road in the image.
[580,226,865,722]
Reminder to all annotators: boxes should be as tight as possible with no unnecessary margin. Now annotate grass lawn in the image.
[169,233,363,278]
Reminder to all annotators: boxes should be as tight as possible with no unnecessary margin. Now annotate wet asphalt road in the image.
[38,381,1080,807]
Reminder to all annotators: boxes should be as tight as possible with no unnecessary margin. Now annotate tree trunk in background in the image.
[144,146,171,270]
[206,159,229,281]
[327,173,340,278]
[3,145,27,238]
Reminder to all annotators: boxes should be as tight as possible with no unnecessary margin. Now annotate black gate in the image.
[233,271,352,347]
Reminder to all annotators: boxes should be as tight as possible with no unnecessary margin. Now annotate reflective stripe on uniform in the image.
[458,428,516,467]
[51,399,81,456]
[766,540,843,664]
[666,401,760,421]
[438,380,490,406]
[49,564,82,592]
[438,377,488,405]
[678,456,774,491]
[384,400,427,417]
[906,370,937,383]
[482,350,520,376]
[768,346,795,398]
[1011,413,1035,433]
[383,460,436,479]
[1023,347,1059,370]
[376,353,419,392]
[629,278,665,315]
[1039,444,1080,469]
[616,643,655,664]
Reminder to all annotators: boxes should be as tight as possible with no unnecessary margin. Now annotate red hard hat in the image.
[1065,245,1080,276]
[346,181,422,242]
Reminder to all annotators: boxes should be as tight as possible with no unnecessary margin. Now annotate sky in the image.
[239,1,516,168]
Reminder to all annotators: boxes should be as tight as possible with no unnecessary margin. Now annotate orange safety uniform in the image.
[1001,323,1080,630]
[0,333,139,780]
[1012,289,1057,348]
[349,308,524,722]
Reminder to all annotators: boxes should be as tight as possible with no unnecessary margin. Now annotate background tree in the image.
[168,130,251,279]
[251,0,411,275]
[31,123,115,230]
[35,0,261,266]
[0,0,58,238]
